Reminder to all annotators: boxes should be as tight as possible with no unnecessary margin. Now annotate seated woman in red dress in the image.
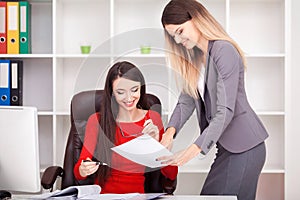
[74,61,178,194]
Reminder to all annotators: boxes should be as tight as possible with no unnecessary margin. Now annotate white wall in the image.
[285,0,300,199]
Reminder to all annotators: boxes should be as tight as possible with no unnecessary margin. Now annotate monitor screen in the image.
[0,106,41,192]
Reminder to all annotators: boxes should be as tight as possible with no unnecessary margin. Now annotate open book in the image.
[30,185,165,200]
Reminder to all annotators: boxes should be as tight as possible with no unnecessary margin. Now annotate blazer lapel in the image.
[203,40,214,122]
[203,40,213,98]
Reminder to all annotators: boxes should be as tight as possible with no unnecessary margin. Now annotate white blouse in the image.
[197,66,206,100]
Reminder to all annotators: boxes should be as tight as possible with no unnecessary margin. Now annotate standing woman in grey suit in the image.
[158,0,269,199]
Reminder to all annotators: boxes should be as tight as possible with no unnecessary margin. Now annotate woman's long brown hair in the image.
[161,0,246,98]
[93,61,149,187]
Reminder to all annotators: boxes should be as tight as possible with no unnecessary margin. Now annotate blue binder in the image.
[0,60,10,105]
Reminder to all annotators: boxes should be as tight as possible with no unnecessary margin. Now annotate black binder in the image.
[10,60,23,106]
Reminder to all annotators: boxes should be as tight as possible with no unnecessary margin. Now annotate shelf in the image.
[0,54,53,58]
[54,53,166,58]
[38,111,54,116]
[13,0,288,198]
[256,111,285,115]
[55,54,112,58]
[115,53,166,58]
[55,111,70,116]
[262,169,285,174]
[29,0,52,3]
[245,53,285,58]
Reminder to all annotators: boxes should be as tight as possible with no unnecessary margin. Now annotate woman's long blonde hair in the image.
[161,0,246,99]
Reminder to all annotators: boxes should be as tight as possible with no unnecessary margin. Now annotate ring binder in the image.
[7,2,19,54]
[19,1,31,54]
[0,2,7,54]
[10,60,23,106]
[0,60,11,105]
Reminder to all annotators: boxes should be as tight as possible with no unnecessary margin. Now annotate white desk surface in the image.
[160,195,237,200]
[12,194,237,200]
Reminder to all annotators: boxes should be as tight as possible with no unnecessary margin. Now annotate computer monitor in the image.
[0,106,41,193]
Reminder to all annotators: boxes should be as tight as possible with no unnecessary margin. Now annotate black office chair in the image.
[41,90,177,194]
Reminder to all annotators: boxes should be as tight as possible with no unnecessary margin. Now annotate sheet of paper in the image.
[80,193,138,200]
[80,193,165,200]
[111,134,173,168]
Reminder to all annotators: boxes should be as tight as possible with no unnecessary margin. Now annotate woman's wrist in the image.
[79,167,87,178]
[165,127,176,138]
[189,144,202,157]
[160,127,176,148]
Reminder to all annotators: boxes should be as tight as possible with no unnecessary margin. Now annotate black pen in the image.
[83,160,108,166]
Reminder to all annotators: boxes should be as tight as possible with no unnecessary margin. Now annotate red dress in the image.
[74,110,177,194]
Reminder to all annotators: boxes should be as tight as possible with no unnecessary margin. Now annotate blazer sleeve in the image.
[167,92,196,136]
[195,41,241,154]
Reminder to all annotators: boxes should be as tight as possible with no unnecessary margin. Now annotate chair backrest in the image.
[62,90,175,193]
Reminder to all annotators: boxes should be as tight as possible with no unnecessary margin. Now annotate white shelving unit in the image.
[0,0,290,199]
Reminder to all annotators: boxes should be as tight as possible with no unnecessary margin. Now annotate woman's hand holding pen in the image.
[142,119,159,141]
[79,157,99,177]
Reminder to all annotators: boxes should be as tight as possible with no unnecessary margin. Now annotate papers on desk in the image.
[85,193,165,200]
[29,185,164,200]
[30,185,101,199]
[111,134,173,168]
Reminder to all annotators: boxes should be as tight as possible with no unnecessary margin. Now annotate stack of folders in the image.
[0,1,31,54]
[0,59,23,106]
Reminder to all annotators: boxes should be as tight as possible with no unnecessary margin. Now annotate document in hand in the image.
[30,185,101,199]
[111,134,173,168]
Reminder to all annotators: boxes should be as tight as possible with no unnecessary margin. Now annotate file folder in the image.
[10,60,23,106]
[0,60,11,105]
[7,2,19,54]
[0,2,7,54]
[19,1,31,54]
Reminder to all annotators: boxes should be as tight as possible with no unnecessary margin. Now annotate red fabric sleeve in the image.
[149,110,178,181]
[73,113,100,180]
[161,165,178,180]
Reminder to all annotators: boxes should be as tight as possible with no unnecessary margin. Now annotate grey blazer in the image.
[167,40,269,154]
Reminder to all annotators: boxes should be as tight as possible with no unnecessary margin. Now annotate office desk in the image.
[12,194,237,200]
[160,195,237,200]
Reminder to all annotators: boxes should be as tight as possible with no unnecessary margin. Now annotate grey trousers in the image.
[201,142,266,200]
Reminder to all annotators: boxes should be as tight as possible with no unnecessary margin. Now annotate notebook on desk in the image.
[29,184,165,200]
